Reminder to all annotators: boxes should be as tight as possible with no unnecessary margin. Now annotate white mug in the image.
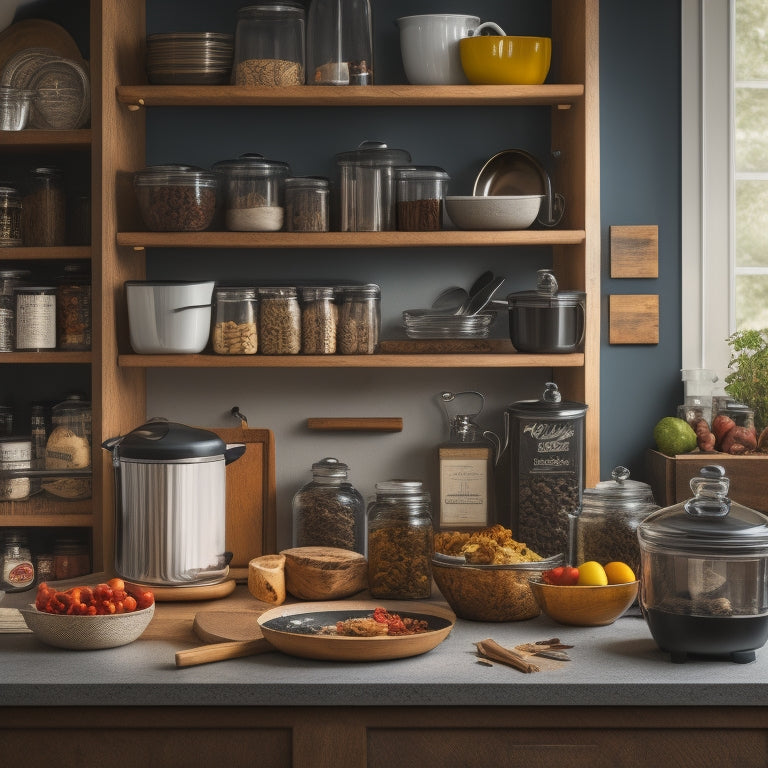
[397,14,506,85]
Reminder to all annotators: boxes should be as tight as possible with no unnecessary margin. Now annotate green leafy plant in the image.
[725,329,768,434]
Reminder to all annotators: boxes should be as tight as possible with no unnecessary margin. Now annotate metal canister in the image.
[502,382,588,560]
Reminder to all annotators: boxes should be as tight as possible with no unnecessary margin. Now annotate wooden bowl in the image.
[281,546,368,601]
[528,578,639,626]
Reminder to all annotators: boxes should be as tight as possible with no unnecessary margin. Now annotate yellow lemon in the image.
[604,561,636,585]
[576,560,608,586]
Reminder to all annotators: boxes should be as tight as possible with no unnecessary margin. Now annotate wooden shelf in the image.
[0,129,92,150]
[0,246,91,261]
[0,492,92,525]
[0,351,92,364]
[116,84,584,109]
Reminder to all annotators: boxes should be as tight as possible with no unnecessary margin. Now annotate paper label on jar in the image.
[15,293,56,349]
[440,457,488,526]
[519,419,578,474]
[3,558,34,589]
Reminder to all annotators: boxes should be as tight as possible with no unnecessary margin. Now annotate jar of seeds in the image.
[336,283,380,354]
[0,186,22,246]
[212,286,259,354]
[301,286,336,354]
[285,177,329,232]
[292,457,365,553]
[259,286,301,354]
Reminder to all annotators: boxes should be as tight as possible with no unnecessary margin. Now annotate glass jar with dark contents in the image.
[56,263,91,350]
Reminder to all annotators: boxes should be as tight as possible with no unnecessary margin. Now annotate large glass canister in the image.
[292,457,365,552]
[335,142,411,231]
[575,465,659,577]
[43,393,92,500]
[0,269,30,352]
[259,285,301,354]
[232,2,306,86]
[307,0,373,85]
[212,286,259,354]
[56,262,91,350]
[284,176,329,232]
[638,464,768,664]
[21,166,66,246]
[300,285,337,354]
[335,283,380,354]
[395,166,450,231]
[367,479,433,599]
[504,381,588,560]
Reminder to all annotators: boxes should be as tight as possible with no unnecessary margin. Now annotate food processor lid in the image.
[587,465,656,503]
[637,465,768,553]
[505,381,588,418]
[113,419,226,461]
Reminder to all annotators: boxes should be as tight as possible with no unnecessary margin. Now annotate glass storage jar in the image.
[259,286,301,354]
[232,2,306,85]
[395,166,450,231]
[307,0,373,85]
[44,393,91,500]
[575,465,659,577]
[336,283,380,354]
[292,457,365,552]
[0,86,34,130]
[56,262,91,350]
[0,186,22,246]
[367,479,433,599]
[14,285,56,351]
[53,537,91,580]
[0,405,12,435]
[1,530,34,592]
[301,286,337,354]
[21,166,66,247]
[212,286,259,354]
[0,437,31,501]
[0,268,30,352]
[212,154,290,232]
[284,177,329,232]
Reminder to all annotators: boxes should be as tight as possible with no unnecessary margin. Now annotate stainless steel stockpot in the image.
[103,419,245,586]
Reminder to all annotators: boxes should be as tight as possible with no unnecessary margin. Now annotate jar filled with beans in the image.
[212,286,258,354]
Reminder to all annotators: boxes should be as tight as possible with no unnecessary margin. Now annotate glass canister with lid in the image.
[335,283,380,354]
[367,479,433,599]
[300,286,337,354]
[56,262,91,350]
[284,177,329,232]
[43,393,92,500]
[292,457,365,552]
[1,530,35,592]
[395,166,450,231]
[212,286,259,354]
[575,465,659,577]
[0,186,22,246]
[21,166,66,247]
[0,268,30,352]
[232,2,306,86]
[259,286,301,354]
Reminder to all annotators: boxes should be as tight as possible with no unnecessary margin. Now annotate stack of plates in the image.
[146,32,233,85]
[402,310,496,339]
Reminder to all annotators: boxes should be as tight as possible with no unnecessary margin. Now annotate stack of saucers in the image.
[146,32,233,85]
[402,309,496,339]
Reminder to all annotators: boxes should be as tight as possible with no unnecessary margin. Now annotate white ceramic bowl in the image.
[126,280,214,354]
[445,195,544,230]
[20,602,155,649]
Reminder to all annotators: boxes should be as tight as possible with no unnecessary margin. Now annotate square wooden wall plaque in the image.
[610,225,659,278]
[609,294,660,344]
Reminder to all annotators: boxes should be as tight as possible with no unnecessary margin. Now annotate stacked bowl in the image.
[146,33,234,85]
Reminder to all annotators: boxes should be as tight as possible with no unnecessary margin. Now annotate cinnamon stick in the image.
[475,639,540,673]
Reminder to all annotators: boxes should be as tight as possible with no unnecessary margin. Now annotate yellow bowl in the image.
[528,578,639,626]
[459,35,551,85]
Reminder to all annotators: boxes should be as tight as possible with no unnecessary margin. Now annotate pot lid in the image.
[586,465,656,504]
[110,419,226,461]
[505,381,587,418]
[637,465,768,554]
[506,269,585,308]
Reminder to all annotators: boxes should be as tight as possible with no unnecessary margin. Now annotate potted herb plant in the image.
[724,329,768,448]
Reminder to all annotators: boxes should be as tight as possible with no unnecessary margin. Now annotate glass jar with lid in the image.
[259,286,301,354]
[21,166,66,247]
[0,186,22,246]
[14,285,56,351]
[292,457,365,552]
[0,268,30,352]
[232,2,306,86]
[395,166,450,231]
[367,480,433,599]
[1,530,35,592]
[43,393,91,500]
[575,465,659,577]
[53,537,91,580]
[56,262,91,350]
[300,286,337,354]
[212,154,291,232]
[212,286,259,354]
[336,283,380,354]
[284,177,329,232]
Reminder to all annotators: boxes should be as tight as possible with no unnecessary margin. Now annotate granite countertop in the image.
[1,584,767,709]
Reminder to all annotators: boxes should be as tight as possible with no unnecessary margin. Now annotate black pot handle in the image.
[225,443,246,465]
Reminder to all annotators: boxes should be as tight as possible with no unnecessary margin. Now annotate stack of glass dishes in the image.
[146,33,234,85]
[402,309,496,339]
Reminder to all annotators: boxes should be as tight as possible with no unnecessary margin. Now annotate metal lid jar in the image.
[367,480,433,599]
[21,166,66,247]
[1,530,34,592]
[292,457,365,552]
[300,286,337,354]
[44,393,92,500]
[56,262,91,350]
[284,177,329,232]
[0,186,22,246]
[335,283,380,354]
[395,166,450,231]
[575,465,659,576]
[335,142,411,231]
[258,286,301,354]
[232,2,306,85]
[212,286,259,355]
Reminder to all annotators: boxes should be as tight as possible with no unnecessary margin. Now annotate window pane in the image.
[735,180,768,267]
[735,273,768,329]
[735,87,768,171]
[735,0,768,80]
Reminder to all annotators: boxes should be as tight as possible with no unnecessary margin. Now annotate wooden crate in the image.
[646,449,768,513]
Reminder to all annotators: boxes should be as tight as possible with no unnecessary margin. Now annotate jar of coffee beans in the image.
[259,286,301,354]
[300,286,336,354]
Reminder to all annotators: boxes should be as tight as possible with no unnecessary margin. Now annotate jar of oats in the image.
[259,286,301,354]
[212,286,259,354]
[43,394,91,500]
[300,286,336,354]
[336,283,380,354]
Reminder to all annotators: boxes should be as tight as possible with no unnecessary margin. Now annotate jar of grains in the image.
[1,530,35,591]
[0,186,22,246]
[395,166,450,231]
[367,480,433,599]
[259,286,301,354]
[292,457,365,553]
[284,176,329,232]
[575,466,659,578]
[0,268,30,352]
[21,166,66,247]
[300,286,337,354]
[212,154,291,232]
[232,2,306,86]
[335,283,380,354]
[56,263,91,350]
[212,286,259,354]
[43,393,91,500]
[14,285,56,351]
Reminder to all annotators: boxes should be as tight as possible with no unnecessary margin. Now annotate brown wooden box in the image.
[646,449,768,513]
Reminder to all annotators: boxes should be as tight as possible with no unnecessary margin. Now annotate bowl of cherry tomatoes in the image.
[20,578,155,649]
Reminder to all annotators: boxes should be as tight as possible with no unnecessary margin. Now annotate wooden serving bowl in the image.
[281,546,368,601]
[528,578,639,626]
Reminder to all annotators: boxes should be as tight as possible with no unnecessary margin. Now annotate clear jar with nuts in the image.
[301,286,336,354]
[336,283,380,354]
[259,286,301,354]
[212,286,259,354]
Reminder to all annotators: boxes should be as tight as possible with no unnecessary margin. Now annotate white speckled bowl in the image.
[20,602,155,650]
[444,195,544,230]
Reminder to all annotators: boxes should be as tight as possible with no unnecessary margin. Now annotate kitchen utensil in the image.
[459,35,552,85]
[464,275,505,315]
[431,286,469,312]
[103,419,245,587]
[256,600,455,661]
[506,269,586,353]
[445,195,544,230]
[528,578,639,626]
[638,464,768,664]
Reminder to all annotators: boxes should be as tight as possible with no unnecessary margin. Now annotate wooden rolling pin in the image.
[175,638,273,667]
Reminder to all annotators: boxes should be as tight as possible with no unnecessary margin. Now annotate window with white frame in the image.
[682,0,768,379]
